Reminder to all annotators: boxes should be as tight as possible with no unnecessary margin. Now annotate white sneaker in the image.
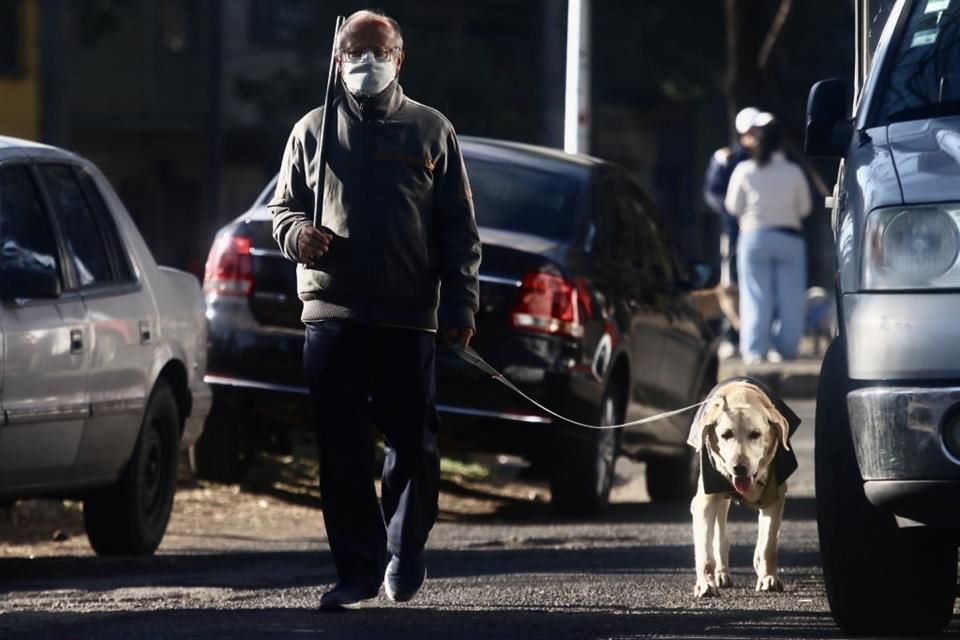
[718,341,736,359]
[767,350,784,363]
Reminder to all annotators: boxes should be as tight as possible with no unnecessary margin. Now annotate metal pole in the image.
[542,0,565,149]
[564,0,590,154]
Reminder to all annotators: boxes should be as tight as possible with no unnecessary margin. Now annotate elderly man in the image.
[269,9,481,610]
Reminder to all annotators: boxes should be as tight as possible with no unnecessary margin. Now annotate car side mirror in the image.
[681,260,720,291]
[0,264,62,301]
[805,78,853,157]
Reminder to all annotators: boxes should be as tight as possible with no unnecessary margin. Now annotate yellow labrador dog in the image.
[687,378,800,598]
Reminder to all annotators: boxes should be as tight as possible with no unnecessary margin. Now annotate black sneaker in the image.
[383,554,426,603]
[319,581,379,611]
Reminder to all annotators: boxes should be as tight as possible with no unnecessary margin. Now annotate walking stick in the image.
[313,15,345,228]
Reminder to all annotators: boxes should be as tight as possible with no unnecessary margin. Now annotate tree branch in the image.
[757,0,793,70]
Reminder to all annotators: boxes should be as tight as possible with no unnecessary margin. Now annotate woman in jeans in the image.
[724,114,812,364]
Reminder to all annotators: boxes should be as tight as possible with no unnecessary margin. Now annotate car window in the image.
[37,164,114,288]
[590,172,636,261]
[256,175,278,208]
[875,2,960,123]
[465,158,583,241]
[0,164,61,286]
[627,185,676,286]
[77,168,136,283]
[608,187,642,265]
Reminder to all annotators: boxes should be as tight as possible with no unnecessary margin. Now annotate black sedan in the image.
[197,136,719,515]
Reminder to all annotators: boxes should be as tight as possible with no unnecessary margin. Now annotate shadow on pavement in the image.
[0,538,823,592]
[3,604,951,640]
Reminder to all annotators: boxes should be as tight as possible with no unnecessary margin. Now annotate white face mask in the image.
[341,51,397,98]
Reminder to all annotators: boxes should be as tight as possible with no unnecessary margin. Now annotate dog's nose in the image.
[732,464,748,477]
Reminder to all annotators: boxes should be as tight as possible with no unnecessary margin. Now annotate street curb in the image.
[718,358,822,399]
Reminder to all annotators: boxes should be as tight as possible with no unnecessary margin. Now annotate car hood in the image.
[888,115,960,204]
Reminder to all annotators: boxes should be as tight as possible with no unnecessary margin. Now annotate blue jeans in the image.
[737,229,806,361]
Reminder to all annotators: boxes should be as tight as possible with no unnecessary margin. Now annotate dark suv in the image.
[197,136,719,515]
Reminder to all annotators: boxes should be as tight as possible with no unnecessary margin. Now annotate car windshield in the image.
[464,157,583,241]
[876,0,960,123]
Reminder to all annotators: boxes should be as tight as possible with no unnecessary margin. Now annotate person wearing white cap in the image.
[702,106,762,358]
[724,114,812,364]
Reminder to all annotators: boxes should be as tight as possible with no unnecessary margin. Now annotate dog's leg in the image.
[691,492,723,597]
[714,498,733,588]
[754,488,786,592]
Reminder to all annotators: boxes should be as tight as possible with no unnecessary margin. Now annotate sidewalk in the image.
[717,336,824,399]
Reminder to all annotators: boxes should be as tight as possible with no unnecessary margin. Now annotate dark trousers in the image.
[303,320,440,588]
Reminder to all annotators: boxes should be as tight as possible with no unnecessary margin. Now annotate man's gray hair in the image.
[340,9,404,50]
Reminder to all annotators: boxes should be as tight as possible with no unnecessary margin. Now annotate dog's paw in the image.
[755,575,784,592]
[715,570,733,588]
[694,581,720,598]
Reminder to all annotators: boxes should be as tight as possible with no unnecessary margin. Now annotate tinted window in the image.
[465,158,583,241]
[0,164,60,283]
[77,169,136,283]
[602,185,639,265]
[876,3,960,122]
[627,186,676,285]
[38,164,113,288]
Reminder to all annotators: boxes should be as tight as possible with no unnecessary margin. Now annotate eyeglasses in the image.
[339,47,399,63]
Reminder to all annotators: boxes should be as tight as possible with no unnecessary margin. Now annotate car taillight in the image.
[203,235,254,296]
[511,271,584,338]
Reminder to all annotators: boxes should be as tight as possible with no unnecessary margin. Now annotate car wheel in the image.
[191,394,254,484]
[83,379,180,556]
[645,449,698,502]
[549,387,620,516]
[645,374,709,503]
[816,335,957,636]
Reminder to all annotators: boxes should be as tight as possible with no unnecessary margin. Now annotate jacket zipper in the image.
[361,102,374,318]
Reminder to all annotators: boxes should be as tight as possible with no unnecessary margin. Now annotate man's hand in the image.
[442,327,475,350]
[297,224,333,264]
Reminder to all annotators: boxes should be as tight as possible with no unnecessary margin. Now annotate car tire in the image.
[645,373,709,503]
[83,379,180,556]
[816,335,957,637]
[549,387,621,517]
[191,395,253,484]
[645,449,698,502]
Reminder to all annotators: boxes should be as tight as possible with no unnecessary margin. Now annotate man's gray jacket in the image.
[269,80,481,332]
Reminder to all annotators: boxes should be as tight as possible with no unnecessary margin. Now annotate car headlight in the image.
[862,205,960,289]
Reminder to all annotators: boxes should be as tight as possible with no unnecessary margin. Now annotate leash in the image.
[450,345,707,430]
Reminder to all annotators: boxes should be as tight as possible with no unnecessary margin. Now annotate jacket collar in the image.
[341,79,405,121]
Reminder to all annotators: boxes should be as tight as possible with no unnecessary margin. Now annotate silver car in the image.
[806,0,960,635]
[0,136,211,555]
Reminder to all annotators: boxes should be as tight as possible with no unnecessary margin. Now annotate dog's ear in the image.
[688,396,726,451]
[756,394,791,452]
[737,382,792,451]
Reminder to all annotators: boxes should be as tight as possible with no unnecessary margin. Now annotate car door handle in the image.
[70,329,83,354]
[139,320,151,344]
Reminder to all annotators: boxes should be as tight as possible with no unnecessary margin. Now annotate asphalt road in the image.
[2,398,959,640]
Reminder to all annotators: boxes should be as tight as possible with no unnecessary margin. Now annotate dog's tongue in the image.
[733,477,753,494]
